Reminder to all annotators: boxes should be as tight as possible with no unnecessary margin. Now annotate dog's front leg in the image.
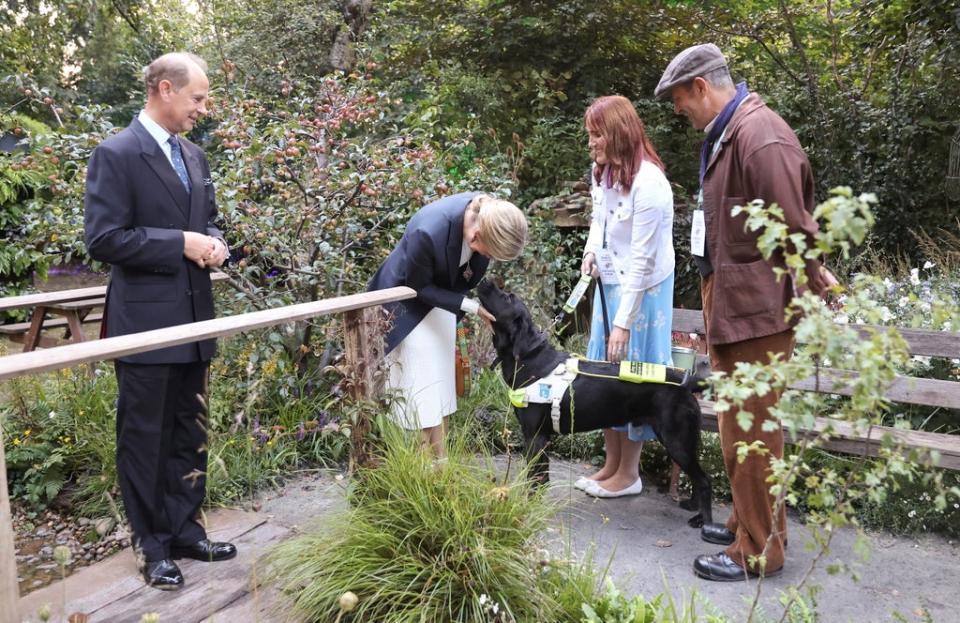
[517,406,551,487]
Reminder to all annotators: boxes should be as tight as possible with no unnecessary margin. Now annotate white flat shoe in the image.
[573,477,594,491]
[585,478,643,499]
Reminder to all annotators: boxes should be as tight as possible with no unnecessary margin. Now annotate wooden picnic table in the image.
[0,272,228,353]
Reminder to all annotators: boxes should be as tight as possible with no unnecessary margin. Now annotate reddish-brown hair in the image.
[584,95,664,190]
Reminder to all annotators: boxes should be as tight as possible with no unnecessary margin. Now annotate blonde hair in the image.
[144,52,208,95]
[469,195,528,261]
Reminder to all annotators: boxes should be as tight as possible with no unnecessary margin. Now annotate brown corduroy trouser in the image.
[702,274,793,573]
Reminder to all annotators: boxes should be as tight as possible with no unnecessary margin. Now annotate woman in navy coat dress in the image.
[368,192,527,455]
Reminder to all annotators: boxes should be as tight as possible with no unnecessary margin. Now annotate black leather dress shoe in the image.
[171,539,237,562]
[142,559,184,590]
[693,552,782,582]
[701,523,735,546]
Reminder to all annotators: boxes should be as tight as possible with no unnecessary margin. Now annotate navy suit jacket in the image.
[368,192,489,353]
[84,118,223,364]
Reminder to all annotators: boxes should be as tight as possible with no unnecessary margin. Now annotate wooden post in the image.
[0,424,21,623]
[342,307,385,471]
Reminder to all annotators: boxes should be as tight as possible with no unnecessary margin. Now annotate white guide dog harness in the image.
[508,358,689,433]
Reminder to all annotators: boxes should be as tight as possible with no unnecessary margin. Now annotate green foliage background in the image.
[1,0,959,536]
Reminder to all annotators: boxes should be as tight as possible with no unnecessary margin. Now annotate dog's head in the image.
[477,279,546,361]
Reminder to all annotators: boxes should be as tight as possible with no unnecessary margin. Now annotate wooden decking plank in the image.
[198,583,291,623]
[88,521,289,623]
[18,508,265,621]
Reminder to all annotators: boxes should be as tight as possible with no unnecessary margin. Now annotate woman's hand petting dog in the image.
[478,305,497,324]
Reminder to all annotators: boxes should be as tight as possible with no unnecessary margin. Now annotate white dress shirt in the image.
[138,110,178,169]
[583,160,675,329]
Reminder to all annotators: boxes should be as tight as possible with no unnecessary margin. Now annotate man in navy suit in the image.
[84,52,235,590]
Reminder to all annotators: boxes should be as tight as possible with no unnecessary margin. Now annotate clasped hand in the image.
[183,232,227,269]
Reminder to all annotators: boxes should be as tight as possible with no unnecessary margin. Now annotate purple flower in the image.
[252,416,269,445]
[296,421,306,441]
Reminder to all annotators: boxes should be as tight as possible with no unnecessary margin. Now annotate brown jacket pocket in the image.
[717,260,777,319]
[722,195,756,245]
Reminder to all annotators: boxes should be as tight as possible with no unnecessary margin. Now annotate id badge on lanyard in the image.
[596,248,619,285]
[692,125,727,258]
[691,190,706,257]
[592,185,620,285]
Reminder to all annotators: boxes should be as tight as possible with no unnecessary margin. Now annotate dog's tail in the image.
[681,359,712,394]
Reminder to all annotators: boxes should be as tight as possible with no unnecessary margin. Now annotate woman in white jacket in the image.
[577,95,675,498]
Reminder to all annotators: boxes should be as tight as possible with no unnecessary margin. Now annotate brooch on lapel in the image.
[463,265,474,281]
[203,177,214,186]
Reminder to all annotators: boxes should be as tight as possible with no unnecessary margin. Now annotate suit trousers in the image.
[702,274,792,573]
[115,360,209,562]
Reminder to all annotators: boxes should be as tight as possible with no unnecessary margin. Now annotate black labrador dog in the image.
[478,279,713,528]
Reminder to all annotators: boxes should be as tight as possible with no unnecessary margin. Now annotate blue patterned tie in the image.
[167,136,191,193]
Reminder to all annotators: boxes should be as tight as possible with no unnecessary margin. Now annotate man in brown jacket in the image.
[655,44,835,581]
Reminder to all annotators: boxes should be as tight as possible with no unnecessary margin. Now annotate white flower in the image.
[898,296,909,308]
[479,594,488,606]
[909,268,920,285]
[835,314,849,324]
[923,260,934,270]
[48,411,57,419]
[653,310,666,330]
[908,509,917,518]
[879,306,893,322]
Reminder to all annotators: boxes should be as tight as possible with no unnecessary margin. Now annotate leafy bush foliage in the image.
[265,429,587,622]
[0,336,353,517]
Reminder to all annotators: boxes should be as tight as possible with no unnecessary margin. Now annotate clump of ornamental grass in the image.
[264,425,576,622]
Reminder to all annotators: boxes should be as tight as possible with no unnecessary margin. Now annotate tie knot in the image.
[167,136,180,151]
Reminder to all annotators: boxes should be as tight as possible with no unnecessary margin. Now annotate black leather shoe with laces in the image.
[171,539,237,562]
[142,558,184,590]
[693,552,782,582]
[700,523,735,546]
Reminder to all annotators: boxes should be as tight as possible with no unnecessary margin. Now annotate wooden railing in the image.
[0,286,415,623]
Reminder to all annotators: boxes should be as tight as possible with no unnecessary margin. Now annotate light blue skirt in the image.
[586,273,674,442]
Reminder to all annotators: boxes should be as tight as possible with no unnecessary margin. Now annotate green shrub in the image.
[1,336,353,517]
[1,364,117,512]
[265,427,589,622]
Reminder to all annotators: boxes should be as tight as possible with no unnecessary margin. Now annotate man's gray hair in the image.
[701,65,734,90]
[144,53,208,94]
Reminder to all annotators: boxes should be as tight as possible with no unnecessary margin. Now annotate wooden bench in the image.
[670,309,960,471]
[0,312,104,348]
[0,272,229,353]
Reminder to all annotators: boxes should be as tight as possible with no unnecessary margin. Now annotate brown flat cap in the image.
[654,43,727,100]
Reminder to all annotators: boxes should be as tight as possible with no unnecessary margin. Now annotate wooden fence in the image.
[0,286,415,623]
[672,309,960,470]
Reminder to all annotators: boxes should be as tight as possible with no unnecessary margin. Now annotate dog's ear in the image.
[490,320,508,353]
[510,314,542,360]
